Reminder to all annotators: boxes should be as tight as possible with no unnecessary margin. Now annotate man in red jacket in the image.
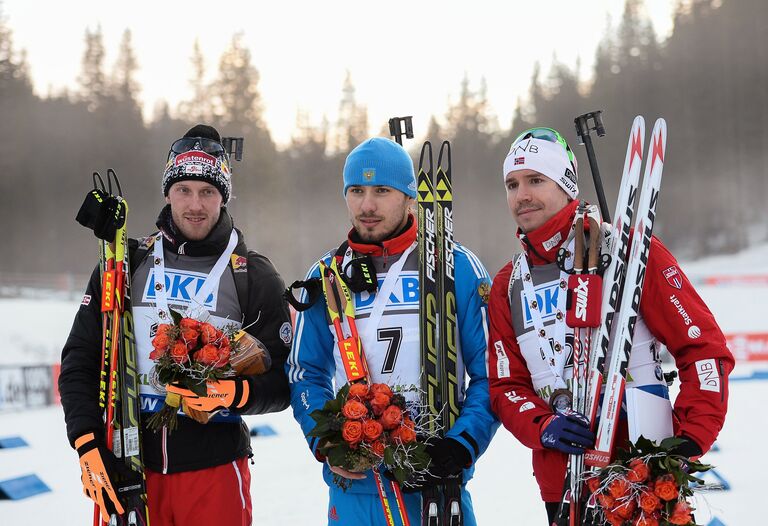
[486,127,734,523]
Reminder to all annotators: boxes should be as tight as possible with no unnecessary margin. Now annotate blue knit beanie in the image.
[343,138,417,198]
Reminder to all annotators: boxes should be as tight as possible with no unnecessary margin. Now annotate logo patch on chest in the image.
[143,268,218,310]
[520,278,561,329]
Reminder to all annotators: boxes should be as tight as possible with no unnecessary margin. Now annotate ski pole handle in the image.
[574,111,611,224]
[388,116,414,145]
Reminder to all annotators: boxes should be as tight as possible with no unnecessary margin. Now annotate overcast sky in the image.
[2,0,675,146]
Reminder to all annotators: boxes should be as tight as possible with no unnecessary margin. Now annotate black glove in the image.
[425,437,472,478]
[540,408,595,455]
[668,435,702,458]
[386,438,472,493]
[75,189,126,241]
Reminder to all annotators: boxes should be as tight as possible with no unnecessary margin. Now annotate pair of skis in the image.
[552,117,667,525]
[417,141,463,526]
[80,171,148,526]
[318,257,411,526]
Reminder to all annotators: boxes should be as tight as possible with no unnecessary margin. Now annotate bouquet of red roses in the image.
[308,382,430,488]
[584,436,714,526]
[146,310,269,431]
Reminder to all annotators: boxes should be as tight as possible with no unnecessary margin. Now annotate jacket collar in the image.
[347,213,416,257]
[517,200,580,265]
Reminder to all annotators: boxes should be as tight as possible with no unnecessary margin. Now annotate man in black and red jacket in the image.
[486,127,733,524]
[60,125,292,526]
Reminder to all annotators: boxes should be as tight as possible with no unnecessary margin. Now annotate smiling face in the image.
[505,169,570,233]
[345,185,413,243]
[165,180,223,240]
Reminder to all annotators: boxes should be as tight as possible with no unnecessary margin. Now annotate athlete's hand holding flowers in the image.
[147,311,271,431]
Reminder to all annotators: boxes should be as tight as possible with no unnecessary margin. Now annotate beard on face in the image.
[353,210,409,243]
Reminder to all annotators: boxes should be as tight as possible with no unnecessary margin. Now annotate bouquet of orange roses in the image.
[308,382,430,488]
[147,310,270,431]
[584,436,714,526]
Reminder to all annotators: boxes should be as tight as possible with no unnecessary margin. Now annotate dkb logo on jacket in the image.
[143,269,217,310]
[520,278,561,329]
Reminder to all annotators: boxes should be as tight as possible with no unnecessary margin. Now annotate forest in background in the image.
[1,0,766,284]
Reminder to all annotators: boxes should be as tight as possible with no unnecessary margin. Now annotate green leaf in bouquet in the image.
[391,466,408,485]
[169,309,183,325]
[634,435,656,453]
[325,397,343,414]
[408,446,431,471]
[686,461,712,474]
[308,417,332,438]
[309,409,328,426]
[327,445,348,469]
[157,367,175,386]
[383,445,396,467]
[659,436,685,451]
[337,383,351,400]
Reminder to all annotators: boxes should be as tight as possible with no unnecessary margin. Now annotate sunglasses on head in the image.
[169,137,226,158]
[511,127,576,165]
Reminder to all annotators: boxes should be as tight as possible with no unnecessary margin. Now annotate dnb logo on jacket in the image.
[520,278,561,328]
[354,271,419,314]
[142,269,217,309]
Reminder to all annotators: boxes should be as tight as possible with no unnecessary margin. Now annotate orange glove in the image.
[75,432,124,522]
[166,379,250,412]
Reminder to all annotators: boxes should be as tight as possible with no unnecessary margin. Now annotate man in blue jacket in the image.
[286,137,498,525]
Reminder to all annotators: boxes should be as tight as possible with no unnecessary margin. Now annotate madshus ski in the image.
[418,141,463,526]
[550,117,667,526]
[77,170,148,526]
[586,118,667,468]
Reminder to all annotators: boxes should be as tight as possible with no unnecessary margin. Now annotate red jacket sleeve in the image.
[640,236,734,453]
[487,261,553,450]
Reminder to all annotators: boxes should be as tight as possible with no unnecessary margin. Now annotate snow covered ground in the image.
[1,243,766,525]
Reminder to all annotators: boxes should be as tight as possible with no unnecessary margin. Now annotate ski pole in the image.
[574,111,610,223]
[388,116,414,145]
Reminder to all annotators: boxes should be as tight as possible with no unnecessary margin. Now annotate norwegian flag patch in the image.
[514,156,525,166]
[663,266,683,289]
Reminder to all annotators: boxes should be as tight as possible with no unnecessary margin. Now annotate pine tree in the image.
[178,39,212,123]
[78,26,107,111]
[112,29,140,105]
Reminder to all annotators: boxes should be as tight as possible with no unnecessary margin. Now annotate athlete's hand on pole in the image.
[540,408,595,455]
[75,432,124,522]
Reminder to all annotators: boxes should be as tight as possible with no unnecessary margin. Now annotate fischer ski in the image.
[418,141,463,526]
